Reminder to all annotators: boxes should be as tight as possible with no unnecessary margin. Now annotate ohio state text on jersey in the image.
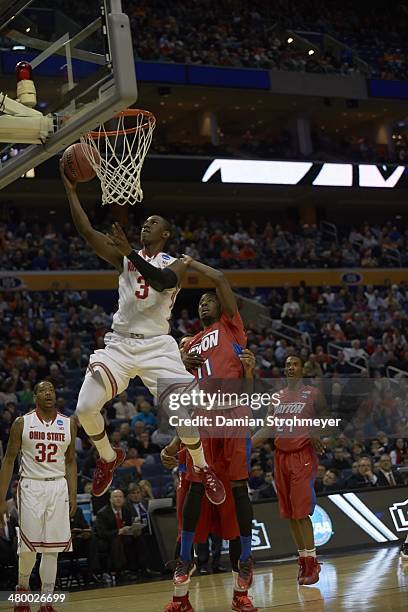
[20,410,71,479]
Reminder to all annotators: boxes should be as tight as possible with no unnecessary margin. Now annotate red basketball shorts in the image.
[185,406,251,483]
[176,471,240,542]
[274,445,318,519]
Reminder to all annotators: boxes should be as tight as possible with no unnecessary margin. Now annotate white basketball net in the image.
[80,110,156,206]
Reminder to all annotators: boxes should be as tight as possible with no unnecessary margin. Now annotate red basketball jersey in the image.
[186,310,247,379]
[274,384,318,452]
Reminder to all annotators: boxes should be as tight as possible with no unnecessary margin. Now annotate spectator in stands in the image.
[370,439,383,461]
[122,448,145,475]
[350,442,364,463]
[0,379,18,405]
[369,346,387,370]
[45,364,65,389]
[67,347,88,370]
[138,479,154,502]
[315,468,342,494]
[176,309,199,336]
[334,351,354,375]
[303,354,323,378]
[133,431,160,457]
[376,454,405,487]
[17,381,34,405]
[346,457,379,489]
[328,446,352,471]
[344,340,368,365]
[390,438,408,465]
[257,471,277,500]
[119,422,132,448]
[249,465,265,490]
[113,391,137,420]
[70,506,101,577]
[130,401,157,429]
[151,420,175,448]
[95,489,150,577]
[125,483,149,521]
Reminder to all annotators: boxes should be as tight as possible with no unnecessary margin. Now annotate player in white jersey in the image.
[60,163,225,506]
[0,381,77,612]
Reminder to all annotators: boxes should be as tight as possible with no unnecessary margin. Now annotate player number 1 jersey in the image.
[20,411,71,479]
[112,250,179,336]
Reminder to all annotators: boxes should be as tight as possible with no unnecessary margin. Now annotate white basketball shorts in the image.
[87,332,195,399]
[18,477,72,554]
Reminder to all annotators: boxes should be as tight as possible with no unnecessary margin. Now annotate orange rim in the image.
[87,109,155,138]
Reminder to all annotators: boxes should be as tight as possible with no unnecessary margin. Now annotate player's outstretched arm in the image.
[60,161,123,271]
[65,418,78,518]
[0,417,23,526]
[107,223,190,291]
[180,256,236,317]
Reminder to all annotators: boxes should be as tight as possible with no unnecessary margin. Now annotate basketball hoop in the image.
[80,109,156,206]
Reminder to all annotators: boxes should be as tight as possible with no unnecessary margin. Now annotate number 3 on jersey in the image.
[35,443,58,463]
[197,359,212,380]
[135,275,149,300]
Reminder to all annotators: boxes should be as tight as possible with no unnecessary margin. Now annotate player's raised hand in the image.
[106,222,132,256]
[161,446,179,469]
[239,349,256,375]
[59,159,77,192]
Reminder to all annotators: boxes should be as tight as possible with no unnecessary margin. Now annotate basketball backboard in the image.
[0,0,138,189]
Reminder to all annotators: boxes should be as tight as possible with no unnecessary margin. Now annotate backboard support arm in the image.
[0,0,137,189]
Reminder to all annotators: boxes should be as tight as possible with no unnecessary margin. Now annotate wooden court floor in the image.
[2,547,407,611]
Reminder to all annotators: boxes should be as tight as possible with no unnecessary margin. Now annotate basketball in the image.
[61,143,99,183]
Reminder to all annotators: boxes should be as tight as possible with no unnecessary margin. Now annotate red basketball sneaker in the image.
[164,595,194,612]
[92,447,126,497]
[14,587,30,612]
[195,466,225,505]
[173,558,196,585]
[297,557,306,585]
[302,557,321,585]
[231,591,258,612]
[237,557,254,590]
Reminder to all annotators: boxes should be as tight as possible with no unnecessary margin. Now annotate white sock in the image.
[305,548,316,558]
[18,551,37,590]
[39,553,58,595]
[232,570,247,593]
[186,442,207,469]
[298,549,307,557]
[93,433,116,463]
[174,583,189,597]
[405,535,408,544]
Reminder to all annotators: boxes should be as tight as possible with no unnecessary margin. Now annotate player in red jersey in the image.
[253,355,325,586]
[162,439,249,612]
[164,258,257,612]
